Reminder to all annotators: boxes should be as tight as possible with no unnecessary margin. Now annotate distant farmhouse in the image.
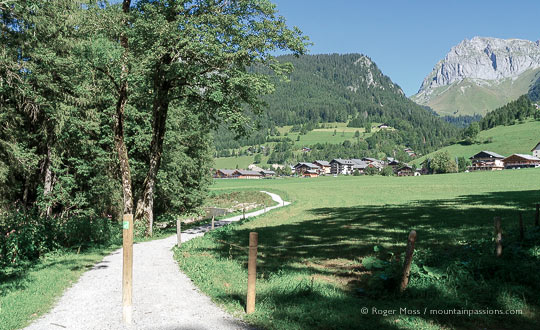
[293,162,320,177]
[503,154,540,169]
[313,160,331,174]
[469,151,505,171]
[214,169,275,179]
[396,164,414,176]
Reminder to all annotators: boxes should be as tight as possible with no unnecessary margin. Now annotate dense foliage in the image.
[1,0,306,252]
[477,95,539,131]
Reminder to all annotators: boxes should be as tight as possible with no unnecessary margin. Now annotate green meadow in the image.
[175,170,540,330]
[213,122,386,169]
[415,120,540,165]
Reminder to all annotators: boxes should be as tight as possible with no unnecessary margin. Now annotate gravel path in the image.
[25,191,289,330]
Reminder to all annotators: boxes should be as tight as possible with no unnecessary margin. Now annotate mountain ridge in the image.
[412,36,540,116]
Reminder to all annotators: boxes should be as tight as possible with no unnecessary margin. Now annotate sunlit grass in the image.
[176,170,540,329]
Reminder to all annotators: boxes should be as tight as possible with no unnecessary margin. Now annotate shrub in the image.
[0,210,120,273]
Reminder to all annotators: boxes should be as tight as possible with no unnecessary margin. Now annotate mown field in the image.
[414,120,540,165]
[175,170,540,330]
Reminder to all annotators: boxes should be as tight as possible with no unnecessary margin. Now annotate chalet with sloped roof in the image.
[235,170,262,179]
[396,164,414,176]
[259,170,276,177]
[214,169,237,178]
[313,160,331,174]
[469,151,505,171]
[503,154,540,169]
[303,169,319,178]
[294,162,320,175]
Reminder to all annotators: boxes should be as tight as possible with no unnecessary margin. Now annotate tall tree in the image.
[125,0,307,235]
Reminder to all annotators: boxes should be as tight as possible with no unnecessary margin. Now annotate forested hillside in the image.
[214,54,459,157]
[478,95,540,130]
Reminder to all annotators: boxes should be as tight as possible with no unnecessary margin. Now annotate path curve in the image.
[25,191,289,330]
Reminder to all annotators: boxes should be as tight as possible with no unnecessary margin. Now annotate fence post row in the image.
[246,232,258,314]
[399,230,417,293]
[494,216,502,257]
[122,214,134,324]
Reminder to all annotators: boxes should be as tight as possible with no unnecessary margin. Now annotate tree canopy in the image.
[0,0,308,236]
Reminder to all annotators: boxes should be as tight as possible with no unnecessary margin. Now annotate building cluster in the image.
[292,157,419,177]
[468,143,540,171]
[212,142,540,179]
[213,169,276,179]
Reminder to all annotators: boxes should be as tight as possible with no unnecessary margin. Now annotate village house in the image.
[396,164,414,176]
[259,170,276,177]
[404,147,417,157]
[503,154,540,169]
[234,170,263,179]
[313,160,331,174]
[293,162,320,175]
[386,158,401,170]
[330,158,373,175]
[532,142,540,158]
[352,161,370,174]
[214,169,237,178]
[248,164,264,172]
[469,151,505,171]
[303,170,319,178]
[330,159,355,175]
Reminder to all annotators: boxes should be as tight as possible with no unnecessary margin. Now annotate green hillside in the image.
[215,54,457,153]
[414,120,540,165]
[412,68,540,116]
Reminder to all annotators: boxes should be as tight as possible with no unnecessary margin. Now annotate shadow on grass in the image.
[200,189,540,329]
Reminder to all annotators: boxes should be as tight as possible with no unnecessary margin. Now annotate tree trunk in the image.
[134,56,172,236]
[42,143,54,217]
[115,0,133,216]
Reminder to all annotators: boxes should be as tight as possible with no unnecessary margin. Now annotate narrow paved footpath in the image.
[25,191,289,330]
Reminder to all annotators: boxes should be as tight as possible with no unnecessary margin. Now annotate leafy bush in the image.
[0,210,121,274]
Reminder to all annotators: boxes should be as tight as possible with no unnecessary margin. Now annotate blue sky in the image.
[271,0,540,96]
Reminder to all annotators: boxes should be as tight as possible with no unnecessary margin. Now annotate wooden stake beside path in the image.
[122,214,133,324]
[246,232,258,314]
[399,230,416,293]
[177,218,182,248]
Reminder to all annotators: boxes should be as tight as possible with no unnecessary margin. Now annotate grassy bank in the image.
[175,171,540,329]
[414,120,540,165]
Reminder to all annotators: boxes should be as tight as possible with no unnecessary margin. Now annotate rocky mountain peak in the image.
[418,36,540,93]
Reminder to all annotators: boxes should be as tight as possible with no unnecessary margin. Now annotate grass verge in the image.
[174,170,540,330]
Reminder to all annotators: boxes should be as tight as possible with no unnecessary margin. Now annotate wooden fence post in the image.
[399,230,417,293]
[122,214,134,324]
[519,213,524,240]
[494,216,502,257]
[243,208,246,220]
[246,232,258,314]
[176,218,181,248]
[534,204,540,226]
[211,215,215,230]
